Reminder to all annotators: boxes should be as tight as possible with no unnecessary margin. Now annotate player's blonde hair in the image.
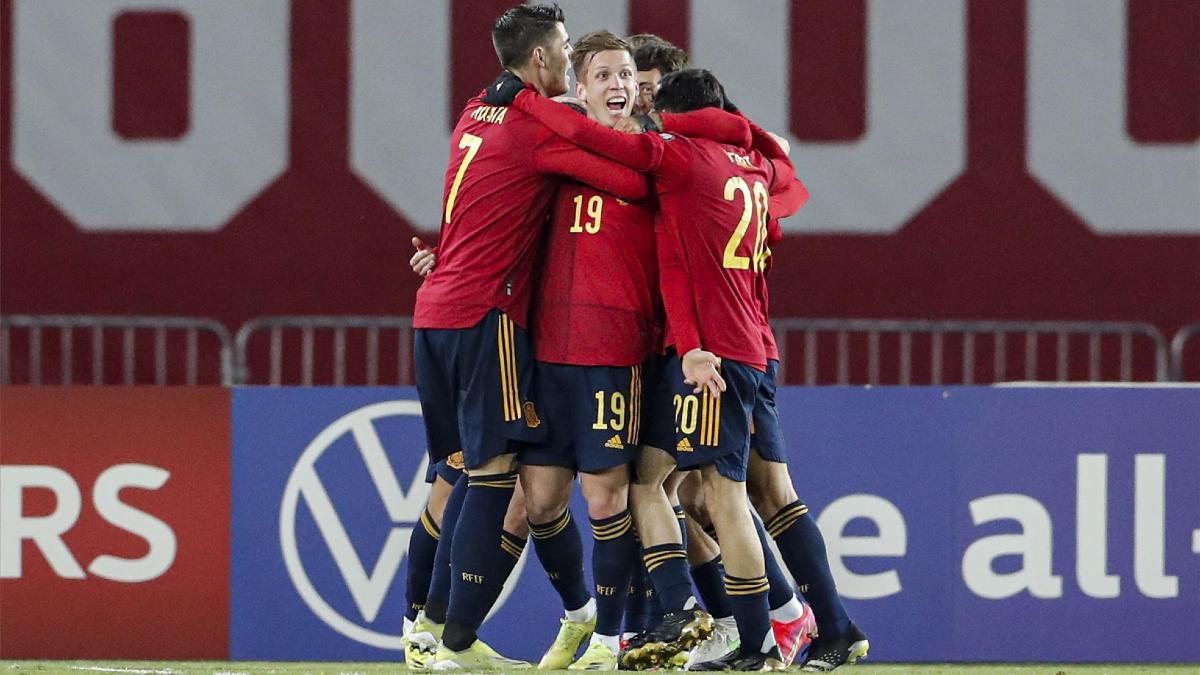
[570,30,632,84]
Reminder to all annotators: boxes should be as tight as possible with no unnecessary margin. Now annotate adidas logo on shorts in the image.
[676,437,694,452]
[605,434,624,450]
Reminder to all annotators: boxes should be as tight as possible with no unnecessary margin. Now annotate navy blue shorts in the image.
[415,309,545,469]
[662,352,764,482]
[640,353,676,452]
[520,362,642,473]
[424,455,466,484]
[751,360,787,463]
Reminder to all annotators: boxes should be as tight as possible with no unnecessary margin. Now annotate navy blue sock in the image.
[765,500,851,637]
[499,529,528,575]
[726,575,773,656]
[624,563,650,634]
[590,510,638,636]
[643,543,692,613]
[753,513,796,612]
[648,584,665,625]
[444,471,519,650]
[673,504,688,549]
[405,507,442,621]
[530,508,590,612]
[689,555,733,619]
[424,475,467,623]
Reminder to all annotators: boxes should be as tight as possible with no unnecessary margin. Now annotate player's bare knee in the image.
[584,489,626,520]
[524,492,569,524]
[747,454,798,520]
[503,489,532,535]
[700,466,749,515]
[634,446,675,487]
[757,479,798,522]
[677,470,704,511]
[581,471,628,520]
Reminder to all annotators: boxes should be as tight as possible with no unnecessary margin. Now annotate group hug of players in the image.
[401,4,869,672]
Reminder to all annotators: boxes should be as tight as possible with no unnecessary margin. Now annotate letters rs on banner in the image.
[0,387,230,660]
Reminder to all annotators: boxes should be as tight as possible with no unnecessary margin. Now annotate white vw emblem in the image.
[278,400,527,649]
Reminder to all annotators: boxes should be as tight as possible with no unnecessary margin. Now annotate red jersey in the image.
[653,136,783,370]
[660,114,810,362]
[413,93,650,330]
[747,122,808,362]
[511,92,793,370]
[533,184,659,366]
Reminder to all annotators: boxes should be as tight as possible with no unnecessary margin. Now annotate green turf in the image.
[3,663,1197,675]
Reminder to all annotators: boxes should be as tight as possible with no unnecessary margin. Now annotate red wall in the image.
[1,0,1197,340]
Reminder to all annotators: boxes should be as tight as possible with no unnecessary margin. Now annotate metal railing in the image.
[769,319,1170,385]
[4,314,1188,386]
[0,315,235,385]
[1170,323,1200,382]
[235,316,415,386]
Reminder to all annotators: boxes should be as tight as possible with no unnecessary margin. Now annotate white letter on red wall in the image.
[1028,0,1199,234]
[12,0,289,231]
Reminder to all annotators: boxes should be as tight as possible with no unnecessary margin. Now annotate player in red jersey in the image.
[522,61,818,668]
[651,98,870,671]
[619,36,695,648]
[412,4,654,670]
[491,69,801,670]
[513,30,655,671]
[411,31,757,669]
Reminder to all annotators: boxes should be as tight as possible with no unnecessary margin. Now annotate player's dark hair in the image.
[626,33,666,50]
[652,68,724,113]
[492,3,566,69]
[632,40,689,75]
[571,30,632,83]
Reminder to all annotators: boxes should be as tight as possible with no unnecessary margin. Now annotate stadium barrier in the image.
[235,315,415,386]
[234,316,1175,386]
[770,318,1170,385]
[1170,322,1200,381]
[0,314,235,385]
[2,385,1197,662]
[2,315,1193,383]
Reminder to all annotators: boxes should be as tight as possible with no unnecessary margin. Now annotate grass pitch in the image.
[3,663,1197,675]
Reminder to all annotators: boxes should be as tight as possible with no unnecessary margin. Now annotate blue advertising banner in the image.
[230,386,1200,663]
[776,387,1199,663]
[230,388,582,662]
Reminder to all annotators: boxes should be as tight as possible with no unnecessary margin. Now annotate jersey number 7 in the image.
[444,133,483,224]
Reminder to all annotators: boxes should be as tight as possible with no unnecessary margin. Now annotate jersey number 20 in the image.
[723,176,770,271]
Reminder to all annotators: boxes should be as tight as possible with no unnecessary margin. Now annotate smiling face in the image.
[635,67,662,114]
[575,49,637,127]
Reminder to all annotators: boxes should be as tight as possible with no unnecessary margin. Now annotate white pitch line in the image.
[66,662,178,667]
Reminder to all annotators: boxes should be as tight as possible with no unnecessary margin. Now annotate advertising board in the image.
[0,387,230,659]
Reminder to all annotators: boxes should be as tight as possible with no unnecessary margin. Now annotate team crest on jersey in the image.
[446,451,466,470]
[523,401,541,428]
